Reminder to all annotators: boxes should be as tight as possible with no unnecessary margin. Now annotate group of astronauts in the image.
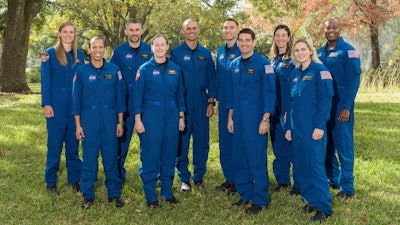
[41,16,360,222]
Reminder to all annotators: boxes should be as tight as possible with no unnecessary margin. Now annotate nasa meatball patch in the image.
[41,52,50,62]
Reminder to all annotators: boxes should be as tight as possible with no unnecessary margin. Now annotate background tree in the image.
[0,0,43,93]
[249,0,400,69]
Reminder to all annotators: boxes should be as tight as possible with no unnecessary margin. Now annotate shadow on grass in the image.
[354,102,400,162]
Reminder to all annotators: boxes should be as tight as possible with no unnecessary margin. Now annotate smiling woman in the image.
[286,37,334,222]
[40,21,84,195]
[71,36,126,209]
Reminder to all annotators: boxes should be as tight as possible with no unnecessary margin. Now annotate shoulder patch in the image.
[264,65,274,74]
[320,71,332,80]
[347,50,359,58]
[41,52,50,62]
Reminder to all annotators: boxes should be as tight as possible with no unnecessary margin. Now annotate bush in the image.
[26,67,41,83]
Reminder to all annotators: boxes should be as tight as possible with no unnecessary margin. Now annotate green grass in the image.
[1,88,399,224]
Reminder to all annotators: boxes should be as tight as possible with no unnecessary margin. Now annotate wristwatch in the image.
[262,117,270,123]
[208,101,216,106]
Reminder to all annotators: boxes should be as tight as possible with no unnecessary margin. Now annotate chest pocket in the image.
[326,51,343,66]
[101,74,116,91]
[292,75,314,97]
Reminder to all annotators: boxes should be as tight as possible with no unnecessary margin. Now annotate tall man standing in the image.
[317,18,361,200]
[110,19,152,184]
[170,19,216,191]
[227,28,276,214]
[215,18,241,192]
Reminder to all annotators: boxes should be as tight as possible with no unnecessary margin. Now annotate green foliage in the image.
[25,67,41,84]
[248,0,303,22]
[0,0,6,41]
[0,87,399,224]
[255,35,273,58]
[28,0,246,60]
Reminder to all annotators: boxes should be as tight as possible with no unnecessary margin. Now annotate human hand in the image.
[338,109,350,123]
[312,128,324,140]
[206,104,214,118]
[135,120,145,134]
[44,105,54,118]
[76,126,85,141]
[116,123,124,137]
[285,130,292,141]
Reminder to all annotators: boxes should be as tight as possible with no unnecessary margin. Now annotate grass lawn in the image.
[0,87,399,225]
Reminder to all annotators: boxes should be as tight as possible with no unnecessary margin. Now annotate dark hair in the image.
[270,24,292,61]
[238,28,256,40]
[225,18,238,26]
[89,36,104,48]
[125,18,142,29]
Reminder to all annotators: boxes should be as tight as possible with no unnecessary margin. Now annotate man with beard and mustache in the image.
[110,19,152,186]
[317,18,361,200]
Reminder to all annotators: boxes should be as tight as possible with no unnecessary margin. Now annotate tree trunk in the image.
[0,0,43,93]
[370,22,380,69]
[369,0,380,70]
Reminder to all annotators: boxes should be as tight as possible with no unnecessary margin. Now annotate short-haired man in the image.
[317,18,361,200]
[215,18,241,193]
[227,28,276,214]
[110,19,152,185]
[170,19,217,191]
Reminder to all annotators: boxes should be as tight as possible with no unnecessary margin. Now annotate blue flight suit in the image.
[72,59,126,200]
[286,61,333,215]
[41,47,84,187]
[318,37,361,195]
[170,41,216,183]
[226,51,276,207]
[133,57,186,204]
[271,55,297,187]
[216,43,240,184]
[110,41,151,183]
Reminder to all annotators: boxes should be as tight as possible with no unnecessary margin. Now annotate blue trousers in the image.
[45,115,81,186]
[326,106,355,194]
[270,115,291,186]
[139,105,179,203]
[176,106,209,183]
[232,104,270,207]
[292,130,332,215]
[117,111,134,183]
[217,102,234,183]
[80,110,122,200]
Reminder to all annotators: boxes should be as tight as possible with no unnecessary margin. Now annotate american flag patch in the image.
[118,71,123,80]
[347,50,359,58]
[135,71,140,80]
[320,71,332,80]
[265,65,274,74]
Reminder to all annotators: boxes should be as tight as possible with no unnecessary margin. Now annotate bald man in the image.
[317,18,361,200]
